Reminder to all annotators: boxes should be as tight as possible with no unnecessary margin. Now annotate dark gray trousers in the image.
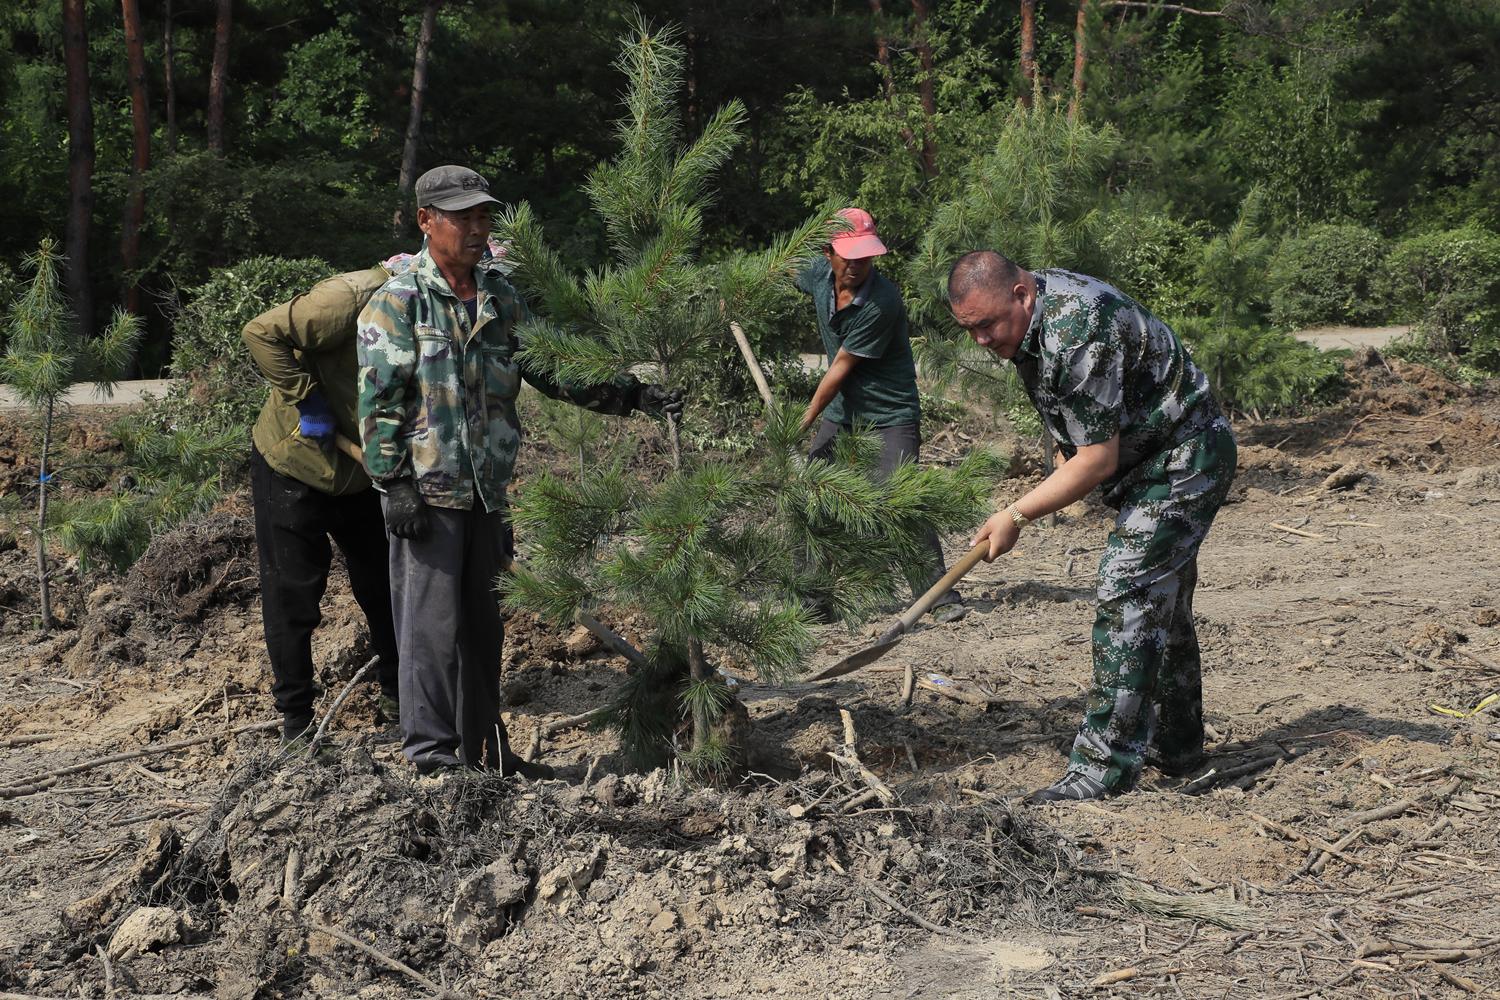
[383,496,515,772]
[808,419,960,607]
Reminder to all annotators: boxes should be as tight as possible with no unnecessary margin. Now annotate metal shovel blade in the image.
[807,635,905,682]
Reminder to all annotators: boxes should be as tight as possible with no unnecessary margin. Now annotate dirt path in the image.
[2,355,1498,999]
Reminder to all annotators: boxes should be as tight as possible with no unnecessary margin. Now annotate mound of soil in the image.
[126,513,258,623]
[51,752,1093,1000]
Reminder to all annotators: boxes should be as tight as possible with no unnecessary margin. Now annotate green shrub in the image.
[1271,224,1391,329]
[163,255,335,441]
[1097,211,1206,320]
[1171,314,1346,415]
[1386,227,1500,370]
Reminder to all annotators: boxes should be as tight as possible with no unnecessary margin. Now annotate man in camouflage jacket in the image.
[358,165,679,778]
[243,264,407,755]
[947,251,1236,802]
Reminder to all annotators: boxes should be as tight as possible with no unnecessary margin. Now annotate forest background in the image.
[4,0,1500,385]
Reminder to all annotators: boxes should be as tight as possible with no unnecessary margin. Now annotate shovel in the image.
[808,540,990,681]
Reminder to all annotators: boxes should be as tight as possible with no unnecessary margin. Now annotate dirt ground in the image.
[3,350,1500,1000]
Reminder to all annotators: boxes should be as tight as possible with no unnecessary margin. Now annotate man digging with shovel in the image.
[948,251,1236,803]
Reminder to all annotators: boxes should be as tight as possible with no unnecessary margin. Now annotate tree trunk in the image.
[207,0,232,157]
[1070,0,1089,118]
[1020,0,1039,107]
[164,0,177,153]
[866,1,920,168]
[911,0,939,179]
[120,0,150,316]
[687,640,711,752]
[62,0,95,340]
[393,0,441,241]
[36,400,54,632]
[164,0,177,239]
[1038,431,1056,528]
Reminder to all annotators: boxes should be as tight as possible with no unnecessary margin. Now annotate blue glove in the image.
[295,391,338,451]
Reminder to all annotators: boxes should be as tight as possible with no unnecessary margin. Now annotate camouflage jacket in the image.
[1012,270,1225,503]
[357,248,640,511]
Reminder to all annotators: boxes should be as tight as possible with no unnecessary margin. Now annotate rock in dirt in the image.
[1321,462,1368,491]
[445,861,531,953]
[108,905,183,959]
[564,625,601,659]
[1454,464,1500,492]
[63,821,179,933]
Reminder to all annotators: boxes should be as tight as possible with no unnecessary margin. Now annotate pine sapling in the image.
[0,239,143,629]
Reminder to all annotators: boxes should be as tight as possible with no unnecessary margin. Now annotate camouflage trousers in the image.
[1067,417,1237,793]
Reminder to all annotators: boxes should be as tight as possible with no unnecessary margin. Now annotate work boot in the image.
[279,719,337,764]
[504,757,556,781]
[375,693,400,725]
[930,602,968,625]
[1030,772,1111,803]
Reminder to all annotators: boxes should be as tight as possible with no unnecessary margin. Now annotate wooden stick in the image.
[0,720,280,798]
[307,656,378,753]
[840,708,857,751]
[1269,522,1327,539]
[1309,828,1363,876]
[728,321,775,412]
[295,913,457,997]
[1383,642,1446,672]
[0,732,71,748]
[574,610,646,666]
[1346,798,1416,826]
[1181,753,1285,794]
[900,661,916,707]
[95,943,114,1000]
[544,711,601,735]
[863,881,969,940]
[1456,648,1500,674]
[829,751,896,806]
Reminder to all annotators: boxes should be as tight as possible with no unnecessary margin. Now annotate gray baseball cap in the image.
[415,165,501,211]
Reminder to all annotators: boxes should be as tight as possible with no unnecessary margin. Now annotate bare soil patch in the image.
[3,353,1500,999]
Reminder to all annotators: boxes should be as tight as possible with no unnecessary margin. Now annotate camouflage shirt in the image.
[358,248,639,511]
[1012,270,1224,502]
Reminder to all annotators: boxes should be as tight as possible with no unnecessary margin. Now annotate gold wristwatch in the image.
[1006,503,1031,529]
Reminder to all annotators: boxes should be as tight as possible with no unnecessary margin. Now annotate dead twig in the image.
[94,944,114,1000]
[306,656,379,754]
[293,912,462,998]
[0,732,71,748]
[863,880,971,940]
[545,711,601,735]
[1456,648,1500,674]
[0,720,280,799]
[1180,752,1286,794]
[573,610,645,666]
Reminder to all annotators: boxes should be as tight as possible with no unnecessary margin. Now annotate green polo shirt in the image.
[796,257,922,428]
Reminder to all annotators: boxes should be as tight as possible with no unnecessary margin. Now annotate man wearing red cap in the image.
[796,207,965,623]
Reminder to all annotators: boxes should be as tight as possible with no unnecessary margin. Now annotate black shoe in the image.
[1147,751,1206,777]
[1030,772,1111,803]
[415,758,475,777]
[505,757,556,781]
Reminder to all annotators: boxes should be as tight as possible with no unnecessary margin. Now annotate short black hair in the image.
[947,251,1022,303]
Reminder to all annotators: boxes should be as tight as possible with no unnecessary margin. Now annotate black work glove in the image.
[635,384,685,420]
[384,478,430,540]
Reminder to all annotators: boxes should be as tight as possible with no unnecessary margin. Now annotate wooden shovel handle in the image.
[894,541,990,633]
[334,432,364,466]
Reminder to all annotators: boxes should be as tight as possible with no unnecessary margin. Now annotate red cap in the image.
[830,208,888,259]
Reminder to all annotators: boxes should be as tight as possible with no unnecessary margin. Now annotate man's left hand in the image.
[295,391,338,451]
[635,384,685,419]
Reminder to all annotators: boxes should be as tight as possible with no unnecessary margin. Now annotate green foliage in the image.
[916,336,1040,437]
[503,402,1005,768]
[1271,224,1392,329]
[534,392,610,475]
[0,239,144,628]
[163,255,334,441]
[499,20,841,463]
[1386,228,1500,369]
[1172,315,1346,415]
[48,416,239,574]
[1096,211,1206,320]
[907,94,1121,335]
